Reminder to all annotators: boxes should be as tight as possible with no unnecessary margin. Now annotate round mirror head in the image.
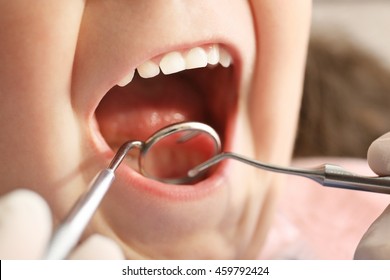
[139,122,221,184]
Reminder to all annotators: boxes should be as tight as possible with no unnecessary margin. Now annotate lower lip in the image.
[89,110,235,200]
[101,148,230,201]
[88,65,239,201]
[89,98,237,201]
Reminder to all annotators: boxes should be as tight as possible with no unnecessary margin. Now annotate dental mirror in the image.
[109,122,222,184]
[139,122,221,184]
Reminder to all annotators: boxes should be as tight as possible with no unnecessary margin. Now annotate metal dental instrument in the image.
[44,121,390,259]
[43,122,220,259]
[188,154,390,195]
[42,141,142,260]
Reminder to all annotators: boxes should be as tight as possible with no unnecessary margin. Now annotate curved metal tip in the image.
[187,169,199,178]
[108,140,144,172]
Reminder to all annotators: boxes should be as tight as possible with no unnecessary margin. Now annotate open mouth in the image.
[92,43,238,189]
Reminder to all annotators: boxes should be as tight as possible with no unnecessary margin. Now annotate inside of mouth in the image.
[140,130,219,184]
[95,65,236,184]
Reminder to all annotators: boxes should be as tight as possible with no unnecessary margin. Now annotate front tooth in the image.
[219,48,232,67]
[137,60,160,78]
[185,47,208,69]
[117,70,135,87]
[159,51,186,75]
[207,44,220,65]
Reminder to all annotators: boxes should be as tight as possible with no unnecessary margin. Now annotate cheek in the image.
[248,0,312,162]
[0,2,87,206]
[0,1,85,124]
[0,1,84,91]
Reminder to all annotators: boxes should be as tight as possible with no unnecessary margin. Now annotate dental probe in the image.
[188,152,390,194]
[43,141,143,260]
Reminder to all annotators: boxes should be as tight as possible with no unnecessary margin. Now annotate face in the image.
[0,0,311,259]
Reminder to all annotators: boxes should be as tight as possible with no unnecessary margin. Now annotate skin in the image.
[0,0,311,259]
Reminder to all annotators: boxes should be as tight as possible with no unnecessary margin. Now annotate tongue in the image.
[96,73,208,147]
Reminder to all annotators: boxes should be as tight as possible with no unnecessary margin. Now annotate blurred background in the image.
[313,0,390,68]
[294,0,390,158]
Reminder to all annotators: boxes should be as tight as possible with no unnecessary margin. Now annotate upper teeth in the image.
[117,44,232,87]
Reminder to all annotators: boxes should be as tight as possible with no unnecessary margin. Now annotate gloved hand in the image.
[0,189,124,259]
[354,133,390,259]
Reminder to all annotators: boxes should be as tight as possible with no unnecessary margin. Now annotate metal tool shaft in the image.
[43,169,115,260]
[189,152,390,195]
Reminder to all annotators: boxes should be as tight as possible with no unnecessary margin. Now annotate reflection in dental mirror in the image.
[114,122,222,184]
[141,130,220,184]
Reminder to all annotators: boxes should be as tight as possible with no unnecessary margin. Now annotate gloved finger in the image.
[354,204,390,259]
[68,234,124,260]
[0,189,52,259]
[367,132,390,176]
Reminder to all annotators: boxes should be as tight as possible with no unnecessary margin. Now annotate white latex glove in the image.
[0,189,124,259]
[354,133,390,259]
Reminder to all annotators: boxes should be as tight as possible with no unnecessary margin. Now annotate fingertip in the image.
[0,189,52,259]
[367,132,390,176]
[354,204,390,260]
[69,234,125,260]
